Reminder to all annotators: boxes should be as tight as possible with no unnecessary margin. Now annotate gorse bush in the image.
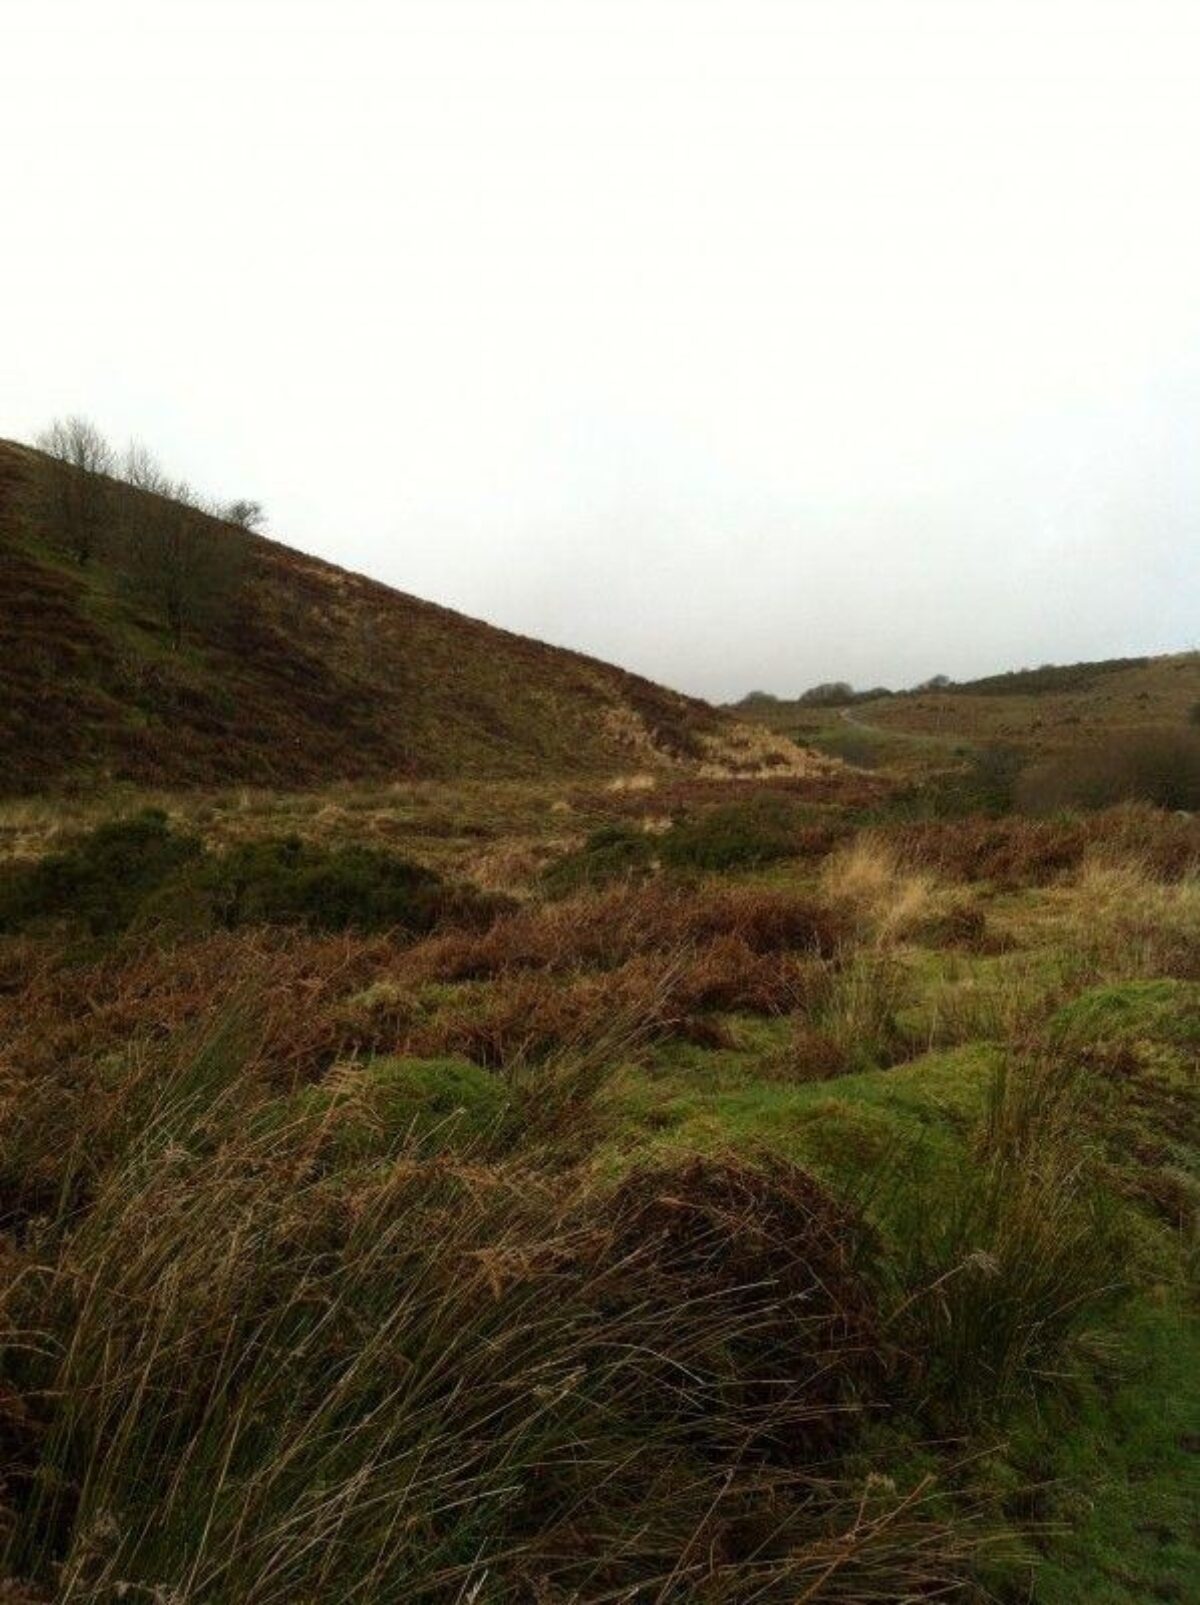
[0,809,201,935]
[659,793,802,870]
[196,835,508,934]
[540,821,656,892]
[0,815,508,938]
[542,796,807,890]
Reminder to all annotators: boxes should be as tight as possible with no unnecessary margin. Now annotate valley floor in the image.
[1,775,1197,1601]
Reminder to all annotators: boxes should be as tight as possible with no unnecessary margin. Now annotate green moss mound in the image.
[1050,981,1200,1048]
[286,1056,511,1162]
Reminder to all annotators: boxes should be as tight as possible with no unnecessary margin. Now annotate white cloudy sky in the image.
[3,0,1198,700]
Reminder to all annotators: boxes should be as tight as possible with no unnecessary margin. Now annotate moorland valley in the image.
[1,429,1198,1603]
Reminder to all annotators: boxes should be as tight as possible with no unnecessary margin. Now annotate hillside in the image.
[736,653,1200,773]
[0,438,794,794]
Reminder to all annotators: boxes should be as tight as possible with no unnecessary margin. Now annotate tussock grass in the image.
[1,1002,1008,1603]
[880,1053,1126,1428]
[819,838,947,945]
[1066,858,1200,981]
[780,952,915,1081]
[3,780,1194,1599]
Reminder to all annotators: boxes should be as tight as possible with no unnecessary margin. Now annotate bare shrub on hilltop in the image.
[35,415,115,564]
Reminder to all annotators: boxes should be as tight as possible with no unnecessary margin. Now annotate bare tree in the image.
[223,498,265,531]
[121,439,174,497]
[36,415,115,564]
[127,488,246,650]
[108,439,250,647]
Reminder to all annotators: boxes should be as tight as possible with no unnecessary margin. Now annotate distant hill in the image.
[732,652,1200,771]
[850,654,1200,756]
[0,437,794,794]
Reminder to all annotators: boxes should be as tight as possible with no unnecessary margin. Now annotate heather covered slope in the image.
[0,437,786,794]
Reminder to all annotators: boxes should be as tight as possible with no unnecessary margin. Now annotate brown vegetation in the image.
[0,434,745,794]
[396,880,848,984]
[881,805,1200,886]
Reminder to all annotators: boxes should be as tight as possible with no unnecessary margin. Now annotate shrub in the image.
[0,809,201,936]
[542,797,809,887]
[0,818,509,939]
[659,794,802,870]
[540,822,656,893]
[879,807,1200,887]
[196,836,479,933]
[958,744,1025,813]
[1017,728,1200,813]
[397,882,847,985]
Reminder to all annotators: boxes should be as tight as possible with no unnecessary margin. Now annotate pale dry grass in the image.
[697,720,839,779]
[1065,857,1200,980]
[819,837,965,945]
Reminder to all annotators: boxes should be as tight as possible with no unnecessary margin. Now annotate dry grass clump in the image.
[2,1010,995,1603]
[397,881,848,984]
[819,837,969,946]
[405,940,813,1069]
[882,804,1200,888]
[1065,859,1200,981]
[778,951,915,1081]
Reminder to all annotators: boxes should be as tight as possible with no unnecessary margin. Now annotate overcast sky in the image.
[3,0,1198,700]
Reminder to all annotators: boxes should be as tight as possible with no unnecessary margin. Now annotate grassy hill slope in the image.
[736,653,1200,775]
[853,654,1200,752]
[0,437,783,794]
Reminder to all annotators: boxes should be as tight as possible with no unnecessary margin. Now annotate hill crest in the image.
[0,436,808,794]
